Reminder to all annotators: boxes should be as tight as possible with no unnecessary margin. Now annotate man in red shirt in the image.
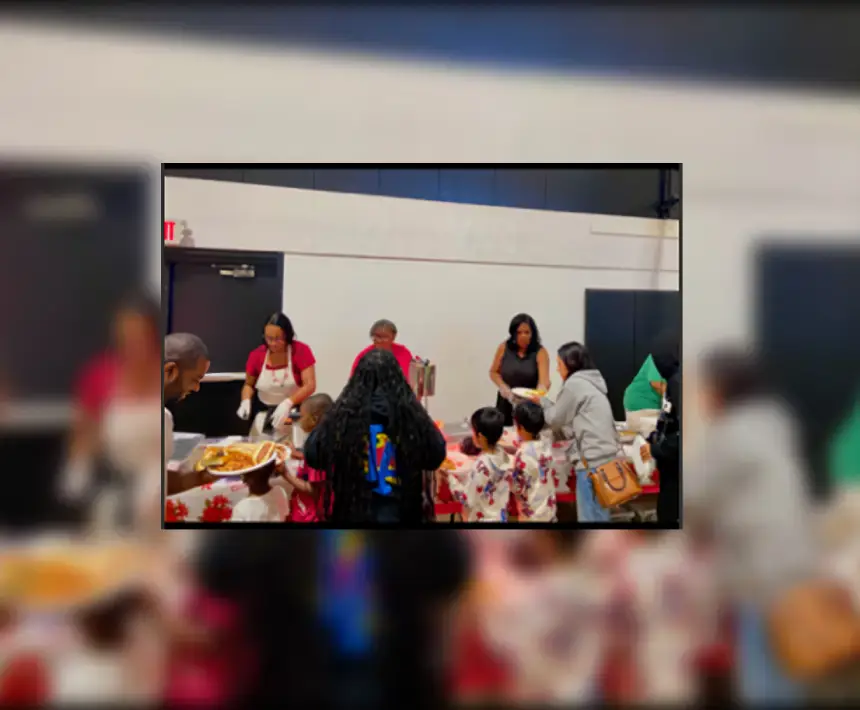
[350,319,414,380]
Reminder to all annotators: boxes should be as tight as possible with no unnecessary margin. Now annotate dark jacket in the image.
[651,369,681,470]
[194,529,469,710]
[648,333,681,525]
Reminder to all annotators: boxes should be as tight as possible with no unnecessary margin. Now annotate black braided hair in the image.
[313,348,437,523]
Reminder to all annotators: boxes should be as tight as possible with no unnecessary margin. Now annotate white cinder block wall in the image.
[165,177,678,421]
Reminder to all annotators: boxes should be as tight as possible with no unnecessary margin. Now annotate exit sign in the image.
[164,221,176,242]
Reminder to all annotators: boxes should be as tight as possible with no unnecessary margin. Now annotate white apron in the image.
[250,348,298,437]
[91,396,162,535]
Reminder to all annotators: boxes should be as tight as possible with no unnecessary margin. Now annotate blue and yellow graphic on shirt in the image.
[318,530,378,659]
[365,424,400,496]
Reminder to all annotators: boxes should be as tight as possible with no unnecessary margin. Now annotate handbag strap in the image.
[569,376,624,470]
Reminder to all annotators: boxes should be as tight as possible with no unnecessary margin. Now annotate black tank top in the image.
[499,347,540,390]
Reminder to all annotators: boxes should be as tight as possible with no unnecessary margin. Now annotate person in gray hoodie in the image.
[532,342,619,522]
[688,346,816,705]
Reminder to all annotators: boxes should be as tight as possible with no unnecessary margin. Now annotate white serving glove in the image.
[236,399,252,420]
[271,398,294,431]
[59,457,93,502]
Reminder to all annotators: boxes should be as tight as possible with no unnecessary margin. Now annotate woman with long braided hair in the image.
[304,348,446,523]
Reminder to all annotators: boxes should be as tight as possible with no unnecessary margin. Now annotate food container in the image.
[170,432,205,463]
[409,359,436,406]
[629,434,657,484]
[637,415,660,437]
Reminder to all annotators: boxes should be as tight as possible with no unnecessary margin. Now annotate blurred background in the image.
[1,5,859,707]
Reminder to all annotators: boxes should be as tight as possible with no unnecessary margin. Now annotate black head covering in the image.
[651,330,680,381]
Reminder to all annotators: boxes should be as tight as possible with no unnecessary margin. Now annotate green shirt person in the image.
[623,354,666,414]
[828,392,860,489]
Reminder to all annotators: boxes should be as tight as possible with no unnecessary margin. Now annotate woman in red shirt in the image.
[61,293,163,531]
[350,319,414,380]
[236,313,317,439]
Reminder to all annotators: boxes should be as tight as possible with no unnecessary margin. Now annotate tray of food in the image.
[195,440,278,476]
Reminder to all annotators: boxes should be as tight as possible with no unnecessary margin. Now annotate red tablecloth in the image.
[0,653,49,705]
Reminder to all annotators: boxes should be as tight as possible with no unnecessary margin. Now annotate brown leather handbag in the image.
[768,579,860,680]
[582,454,642,509]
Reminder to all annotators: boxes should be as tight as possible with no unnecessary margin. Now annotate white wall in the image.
[4,20,860,427]
[165,177,678,420]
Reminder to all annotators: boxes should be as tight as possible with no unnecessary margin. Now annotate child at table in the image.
[279,393,334,522]
[511,402,558,522]
[231,460,289,522]
[446,407,512,522]
[473,530,623,704]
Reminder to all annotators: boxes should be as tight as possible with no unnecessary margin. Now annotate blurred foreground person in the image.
[620,530,721,703]
[0,556,169,706]
[462,530,715,705]
[471,531,607,704]
[462,530,660,705]
[643,331,681,526]
[687,347,816,704]
[189,529,468,710]
[60,294,163,532]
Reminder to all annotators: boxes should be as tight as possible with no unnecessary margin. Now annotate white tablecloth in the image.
[165,458,299,523]
[165,477,249,523]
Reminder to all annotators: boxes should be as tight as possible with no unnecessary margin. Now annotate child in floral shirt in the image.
[447,407,512,522]
[474,531,614,704]
[511,402,557,522]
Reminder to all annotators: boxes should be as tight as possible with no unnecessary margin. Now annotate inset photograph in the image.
[162,164,680,527]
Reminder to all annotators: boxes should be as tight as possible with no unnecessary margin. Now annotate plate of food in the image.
[273,443,290,463]
[0,542,150,613]
[195,440,278,476]
[439,451,471,472]
[511,387,547,400]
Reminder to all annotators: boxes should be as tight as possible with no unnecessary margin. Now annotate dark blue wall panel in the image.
[312,169,379,195]
[546,169,663,216]
[494,169,547,211]
[757,244,860,500]
[379,169,439,201]
[438,169,495,206]
[164,166,679,219]
[166,168,247,183]
[242,169,314,190]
